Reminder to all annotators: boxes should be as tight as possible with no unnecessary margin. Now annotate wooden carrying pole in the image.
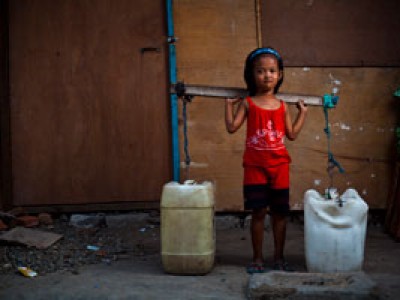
[171,82,324,106]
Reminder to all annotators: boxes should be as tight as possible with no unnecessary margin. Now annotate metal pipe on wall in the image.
[166,0,180,182]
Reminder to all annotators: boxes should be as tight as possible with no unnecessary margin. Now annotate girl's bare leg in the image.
[251,208,267,263]
[271,212,287,262]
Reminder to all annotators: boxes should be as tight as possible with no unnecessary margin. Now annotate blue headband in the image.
[249,48,281,61]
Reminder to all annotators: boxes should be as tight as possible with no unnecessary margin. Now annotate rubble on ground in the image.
[0,211,160,276]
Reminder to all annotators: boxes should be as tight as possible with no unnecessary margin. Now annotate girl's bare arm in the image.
[225,98,247,134]
[285,100,308,141]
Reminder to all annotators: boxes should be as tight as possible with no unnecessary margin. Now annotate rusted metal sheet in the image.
[0,0,11,210]
[9,0,171,206]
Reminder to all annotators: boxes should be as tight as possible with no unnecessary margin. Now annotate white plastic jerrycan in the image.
[304,188,368,273]
[161,180,215,275]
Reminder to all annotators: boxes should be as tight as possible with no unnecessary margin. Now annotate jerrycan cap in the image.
[184,180,196,185]
[325,187,347,207]
[325,187,339,200]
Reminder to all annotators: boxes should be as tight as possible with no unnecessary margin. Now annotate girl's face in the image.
[252,55,282,93]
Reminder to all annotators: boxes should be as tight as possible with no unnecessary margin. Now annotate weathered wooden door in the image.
[9,0,171,205]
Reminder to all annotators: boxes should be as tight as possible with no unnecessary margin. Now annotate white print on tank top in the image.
[246,120,286,151]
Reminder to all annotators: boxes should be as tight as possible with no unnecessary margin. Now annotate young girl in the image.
[225,47,307,273]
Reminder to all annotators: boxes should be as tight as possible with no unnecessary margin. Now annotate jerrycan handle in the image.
[313,208,353,228]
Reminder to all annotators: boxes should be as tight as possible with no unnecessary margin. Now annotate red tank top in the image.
[243,97,291,167]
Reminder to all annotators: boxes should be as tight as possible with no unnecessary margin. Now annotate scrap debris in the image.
[0,211,160,276]
[0,227,63,249]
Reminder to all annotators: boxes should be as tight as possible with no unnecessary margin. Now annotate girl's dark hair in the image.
[244,47,284,96]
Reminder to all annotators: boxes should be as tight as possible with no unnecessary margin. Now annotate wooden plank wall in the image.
[1,0,398,211]
[174,0,257,211]
[174,0,399,211]
[261,0,400,67]
[283,67,398,210]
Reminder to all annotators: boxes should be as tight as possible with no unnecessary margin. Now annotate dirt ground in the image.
[0,211,399,300]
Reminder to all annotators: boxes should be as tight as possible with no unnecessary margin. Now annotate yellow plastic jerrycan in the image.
[304,188,368,273]
[161,180,215,275]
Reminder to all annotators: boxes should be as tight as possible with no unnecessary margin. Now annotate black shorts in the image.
[243,184,290,215]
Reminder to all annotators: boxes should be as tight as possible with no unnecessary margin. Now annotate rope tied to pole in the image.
[323,104,345,187]
[182,98,191,180]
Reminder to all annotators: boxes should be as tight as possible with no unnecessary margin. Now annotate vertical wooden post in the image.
[386,162,400,241]
[0,0,12,210]
[255,0,262,48]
